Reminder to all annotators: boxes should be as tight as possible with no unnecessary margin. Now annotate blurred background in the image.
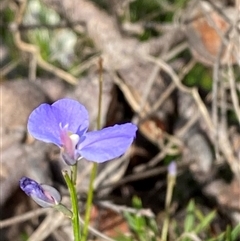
[1,0,240,240]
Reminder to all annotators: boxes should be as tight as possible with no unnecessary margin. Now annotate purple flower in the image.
[19,177,61,208]
[27,98,137,165]
[168,161,177,177]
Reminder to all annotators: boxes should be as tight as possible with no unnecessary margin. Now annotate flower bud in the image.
[168,161,177,177]
[19,177,61,208]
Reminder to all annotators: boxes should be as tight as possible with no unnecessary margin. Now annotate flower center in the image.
[60,126,80,165]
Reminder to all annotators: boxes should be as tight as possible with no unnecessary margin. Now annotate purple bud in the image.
[19,177,61,208]
[168,161,177,177]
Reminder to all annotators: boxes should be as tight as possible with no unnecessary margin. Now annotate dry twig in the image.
[143,54,240,180]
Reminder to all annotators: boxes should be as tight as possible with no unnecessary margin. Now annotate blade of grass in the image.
[231,223,240,241]
[184,200,195,232]
[194,210,216,234]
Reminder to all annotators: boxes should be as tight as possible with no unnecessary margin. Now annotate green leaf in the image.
[183,63,212,91]
[195,208,205,222]
[231,223,240,241]
[207,231,225,241]
[184,199,195,232]
[207,223,240,241]
[226,225,232,241]
[115,233,133,241]
[124,212,137,231]
[194,210,216,234]
[132,196,143,209]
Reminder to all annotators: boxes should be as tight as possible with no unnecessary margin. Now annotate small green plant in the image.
[117,196,159,241]
[179,199,216,241]
[178,199,240,241]
[119,167,239,241]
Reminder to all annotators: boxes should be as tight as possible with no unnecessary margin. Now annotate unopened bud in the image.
[20,177,61,208]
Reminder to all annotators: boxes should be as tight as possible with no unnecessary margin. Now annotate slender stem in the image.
[82,163,98,240]
[97,57,103,129]
[63,170,81,241]
[161,174,176,241]
[71,163,78,185]
[82,57,103,241]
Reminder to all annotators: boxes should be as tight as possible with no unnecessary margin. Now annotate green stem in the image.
[71,163,78,185]
[161,174,176,241]
[82,163,98,241]
[63,170,81,241]
[82,57,103,241]
[97,57,103,129]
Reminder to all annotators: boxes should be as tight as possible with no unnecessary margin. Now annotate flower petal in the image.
[27,98,89,145]
[28,103,61,145]
[52,99,89,136]
[78,123,137,162]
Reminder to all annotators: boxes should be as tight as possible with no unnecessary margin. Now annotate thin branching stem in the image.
[82,57,103,241]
